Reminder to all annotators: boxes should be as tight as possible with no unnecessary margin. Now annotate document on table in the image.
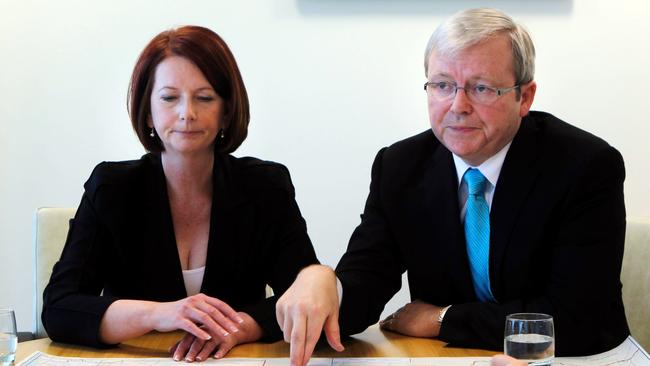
[17,336,649,366]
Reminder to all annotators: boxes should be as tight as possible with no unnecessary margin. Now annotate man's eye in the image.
[474,85,492,94]
[436,82,452,91]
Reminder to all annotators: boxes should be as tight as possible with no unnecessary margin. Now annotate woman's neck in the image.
[161,150,214,197]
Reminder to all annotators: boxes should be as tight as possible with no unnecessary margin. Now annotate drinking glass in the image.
[0,309,17,366]
[504,313,555,366]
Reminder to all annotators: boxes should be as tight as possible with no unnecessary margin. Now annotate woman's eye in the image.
[161,95,177,102]
[197,95,215,102]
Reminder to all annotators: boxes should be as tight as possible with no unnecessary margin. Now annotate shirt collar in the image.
[453,142,512,188]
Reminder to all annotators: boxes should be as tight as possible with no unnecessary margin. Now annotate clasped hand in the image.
[170,311,262,362]
[379,300,442,338]
[147,294,260,361]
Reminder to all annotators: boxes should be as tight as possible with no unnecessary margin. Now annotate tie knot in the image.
[464,168,487,195]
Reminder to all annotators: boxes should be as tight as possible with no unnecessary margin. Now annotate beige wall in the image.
[1,0,649,332]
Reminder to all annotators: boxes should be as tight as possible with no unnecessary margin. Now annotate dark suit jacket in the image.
[42,153,318,347]
[336,111,629,356]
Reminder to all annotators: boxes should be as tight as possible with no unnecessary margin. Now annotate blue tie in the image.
[463,168,495,302]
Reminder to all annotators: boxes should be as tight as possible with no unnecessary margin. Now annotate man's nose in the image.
[449,87,473,115]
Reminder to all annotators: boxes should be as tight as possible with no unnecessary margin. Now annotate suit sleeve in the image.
[336,148,406,336]
[439,146,628,355]
[41,186,120,348]
[239,165,319,341]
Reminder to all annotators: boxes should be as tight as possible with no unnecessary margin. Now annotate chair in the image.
[33,207,77,338]
[621,217,650,351]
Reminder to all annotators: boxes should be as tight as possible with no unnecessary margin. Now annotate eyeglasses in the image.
[424,81,520,105]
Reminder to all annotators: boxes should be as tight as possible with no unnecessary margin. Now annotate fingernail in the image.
[173,355,181,361]
[205,335,212,340]
[196,356,202,361]
[185,357,193,362]
[223,331,230,337]
[231,327,239,333]
[237,317,244,323]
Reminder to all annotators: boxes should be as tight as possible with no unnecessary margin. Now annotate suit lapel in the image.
[423,144,476,301]
[489,116,542,301]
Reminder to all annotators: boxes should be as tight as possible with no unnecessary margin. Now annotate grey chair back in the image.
[621,217,650,351]
[34,207,76,338]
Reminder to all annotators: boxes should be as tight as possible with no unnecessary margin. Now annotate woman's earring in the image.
[149,128,155,138]
[219,129,225,139]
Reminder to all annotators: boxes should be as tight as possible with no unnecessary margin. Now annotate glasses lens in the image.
[469,85,497,105]
[428,82,454,100]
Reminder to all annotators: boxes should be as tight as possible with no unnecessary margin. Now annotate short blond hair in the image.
[424,8,535,85]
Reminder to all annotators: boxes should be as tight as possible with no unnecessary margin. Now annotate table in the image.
[15,324,496,362]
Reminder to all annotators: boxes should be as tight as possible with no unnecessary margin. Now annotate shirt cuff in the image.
[438,305,452,323]
[336,276,343,305]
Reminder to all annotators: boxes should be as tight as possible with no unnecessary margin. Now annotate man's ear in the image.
[519,80,537,117]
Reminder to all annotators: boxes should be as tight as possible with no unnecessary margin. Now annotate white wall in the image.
[1,0,649,332]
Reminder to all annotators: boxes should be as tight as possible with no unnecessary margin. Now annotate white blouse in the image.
[182,266,205,296]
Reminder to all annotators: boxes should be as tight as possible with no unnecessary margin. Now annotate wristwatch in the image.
[437,305,452,323]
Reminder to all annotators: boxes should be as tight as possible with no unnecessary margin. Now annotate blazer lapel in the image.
[423,145,476,301]
[202,154,248,298]
[489,116,542,301]
[142,154,187,300]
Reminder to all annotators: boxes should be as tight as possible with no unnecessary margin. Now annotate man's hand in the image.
[491,355,527,366]
[276,265,345,366]
[379,300,442,338]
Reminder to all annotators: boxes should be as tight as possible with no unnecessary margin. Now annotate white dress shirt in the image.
[453,142,512,220]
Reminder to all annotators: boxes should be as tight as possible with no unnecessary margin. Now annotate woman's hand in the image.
[99,295,244,345]
[147,294,244,343]
[170,311,263,362]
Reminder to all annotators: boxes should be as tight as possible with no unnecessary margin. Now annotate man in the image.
[277,8,629,366]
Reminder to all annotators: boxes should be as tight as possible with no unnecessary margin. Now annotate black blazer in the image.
[336,111,629,356]
[42,153,318,347]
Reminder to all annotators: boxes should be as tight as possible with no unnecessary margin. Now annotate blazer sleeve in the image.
[336,148,406,336]
[41,180,120,347]
[239,164,319,341]
[439,145,628,355]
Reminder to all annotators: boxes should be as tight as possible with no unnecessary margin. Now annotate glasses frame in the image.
[423,81,520,105]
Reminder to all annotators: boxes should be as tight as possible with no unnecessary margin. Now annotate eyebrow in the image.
[429,74,500,85]
[156,86,215,92]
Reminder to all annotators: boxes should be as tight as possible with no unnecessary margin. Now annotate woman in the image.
[42,25,318,362]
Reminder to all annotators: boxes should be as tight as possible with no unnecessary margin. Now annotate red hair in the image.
[128,26,249,154]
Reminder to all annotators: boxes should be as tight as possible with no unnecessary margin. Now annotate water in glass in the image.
[504,313,554,366]
[0,332,17,365]
[504,333,554,366]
